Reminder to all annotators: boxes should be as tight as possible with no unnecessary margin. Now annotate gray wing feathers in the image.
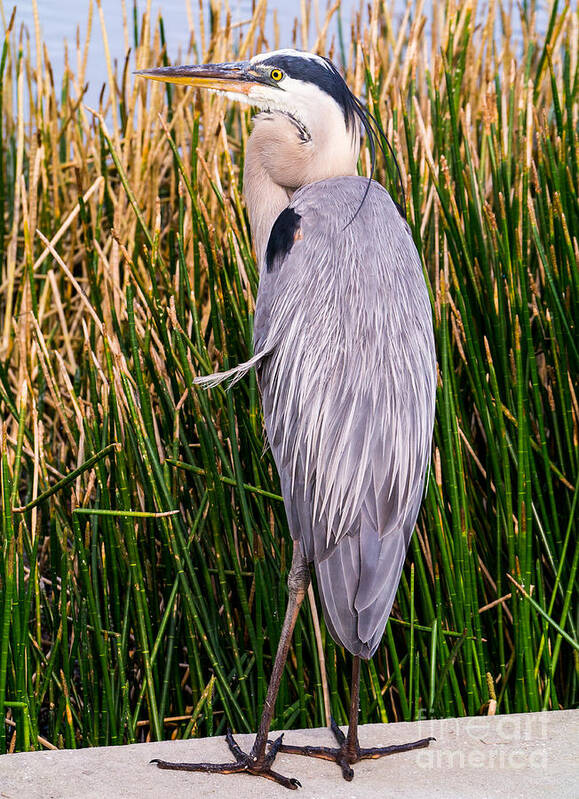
[254,176,436,658]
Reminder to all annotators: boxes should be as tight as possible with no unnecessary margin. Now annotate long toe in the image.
[151,758,244,774]
[255,768,301,790]
[359,736,435,760]
[264,733,285,767]
[225,728,246,760]
[329,717,346,745]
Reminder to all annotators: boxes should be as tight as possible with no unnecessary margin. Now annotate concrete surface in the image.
[1,710,577,798]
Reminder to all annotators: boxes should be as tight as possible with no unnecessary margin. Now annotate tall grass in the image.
[0,0,577,754]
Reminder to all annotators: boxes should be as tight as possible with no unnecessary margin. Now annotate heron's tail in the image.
[194,351,268,389]
[314,520,406,659]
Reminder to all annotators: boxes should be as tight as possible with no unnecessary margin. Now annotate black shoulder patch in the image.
[266,207,302,273]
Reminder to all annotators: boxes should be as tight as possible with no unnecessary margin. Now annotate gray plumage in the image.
[186,48,437,661]
[200,176,436,658]
[255,177,436,657]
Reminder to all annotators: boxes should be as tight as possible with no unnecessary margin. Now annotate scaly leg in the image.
[152,542,310,790]
[277,655,434,781]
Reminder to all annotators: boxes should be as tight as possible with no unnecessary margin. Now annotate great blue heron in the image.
[137,48,437,790]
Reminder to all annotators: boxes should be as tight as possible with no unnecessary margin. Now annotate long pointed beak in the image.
[135,61,258,96]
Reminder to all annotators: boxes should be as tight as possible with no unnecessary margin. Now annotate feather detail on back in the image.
[255,176,436,658]
[197,176,436,658]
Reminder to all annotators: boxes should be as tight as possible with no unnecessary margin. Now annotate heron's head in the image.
[137,50,403,256]
[137,49,370,185]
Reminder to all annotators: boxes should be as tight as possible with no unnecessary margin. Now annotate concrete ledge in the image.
[1,710,577,798]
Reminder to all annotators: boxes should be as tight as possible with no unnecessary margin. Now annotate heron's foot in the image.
[274,718,435,782]
[151,729,301,790]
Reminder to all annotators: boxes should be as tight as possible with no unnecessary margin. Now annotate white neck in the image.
[243,103,360,266]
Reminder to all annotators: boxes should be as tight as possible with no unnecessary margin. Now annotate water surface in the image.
[11,1,545,110]
[13,1,358,106]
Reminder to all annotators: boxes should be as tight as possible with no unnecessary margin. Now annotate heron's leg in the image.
[249,541,310,761]
[151,541,310,791]
[277,655,434,782]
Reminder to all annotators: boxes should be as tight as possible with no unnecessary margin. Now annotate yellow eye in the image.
[270,68,283,82]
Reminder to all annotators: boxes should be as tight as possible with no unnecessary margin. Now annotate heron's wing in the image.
[255,176,436,658]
